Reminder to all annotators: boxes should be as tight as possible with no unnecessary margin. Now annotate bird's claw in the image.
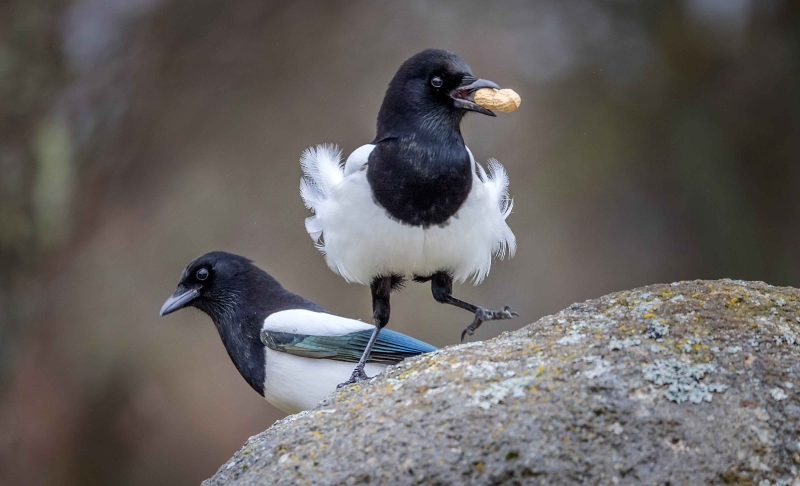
[460,305,518,342]
[337,364,371,389]
[500,306,519,318]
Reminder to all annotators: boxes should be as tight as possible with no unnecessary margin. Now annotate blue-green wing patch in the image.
[261,328,436,365]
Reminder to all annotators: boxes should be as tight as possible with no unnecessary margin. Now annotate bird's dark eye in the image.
[431,76,443,88]
[196,268,209,281]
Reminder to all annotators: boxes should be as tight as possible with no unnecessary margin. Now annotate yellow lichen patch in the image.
[643,313,656,319]
[492,425,506,439]
[536,365,545,377]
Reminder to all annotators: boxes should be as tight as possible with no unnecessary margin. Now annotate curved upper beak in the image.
[449,77,501,117]
[160,286,200,316]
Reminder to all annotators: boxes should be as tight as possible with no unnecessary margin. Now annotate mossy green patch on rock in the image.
[204,280,800,486]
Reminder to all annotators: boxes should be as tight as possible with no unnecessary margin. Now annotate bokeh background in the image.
[1,0,798,484]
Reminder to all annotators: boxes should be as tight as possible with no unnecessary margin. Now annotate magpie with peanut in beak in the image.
[300,49,517,387]
[160,251,435,413]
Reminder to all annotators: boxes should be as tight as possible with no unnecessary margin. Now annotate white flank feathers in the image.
[263,349,386,414]
[300,144,516,285]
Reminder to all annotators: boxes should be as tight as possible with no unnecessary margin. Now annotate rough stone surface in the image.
[204,280,800,485]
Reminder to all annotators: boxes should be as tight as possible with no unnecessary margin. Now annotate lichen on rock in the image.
[204,280,800,486]
[642,359,726,403]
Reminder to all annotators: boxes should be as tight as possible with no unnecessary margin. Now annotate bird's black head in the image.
[376,49,499,139]
[160,251,290,398]
[159,251,260,320]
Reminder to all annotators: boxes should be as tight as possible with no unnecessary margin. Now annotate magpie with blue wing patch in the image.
[159,251,435,413]
[300,49,518,387]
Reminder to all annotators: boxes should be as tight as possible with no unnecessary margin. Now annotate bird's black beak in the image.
[160,285,200,316]
[449,76,500,117]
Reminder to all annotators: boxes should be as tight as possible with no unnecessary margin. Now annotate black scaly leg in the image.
[429,271,517,342]
[337,276,393,388]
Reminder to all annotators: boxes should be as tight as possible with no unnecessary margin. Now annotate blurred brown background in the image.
[1,0,798,484]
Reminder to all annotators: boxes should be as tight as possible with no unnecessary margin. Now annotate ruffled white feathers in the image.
[299,144,516,285]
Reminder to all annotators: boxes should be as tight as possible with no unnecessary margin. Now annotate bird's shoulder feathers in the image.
[262,308,373,336]
[343,144,375,176]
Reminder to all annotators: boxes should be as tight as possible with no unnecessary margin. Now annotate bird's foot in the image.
[460,306,518,342]
[336,364,371,389]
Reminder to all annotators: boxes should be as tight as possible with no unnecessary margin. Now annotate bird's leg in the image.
[338,326,378,387]
[337,276,393,388]
[429,271,518,342]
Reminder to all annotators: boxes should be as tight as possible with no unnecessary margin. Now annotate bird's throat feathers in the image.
[376,97,465,145]
[198,295,267,396]
[193,270,296,398]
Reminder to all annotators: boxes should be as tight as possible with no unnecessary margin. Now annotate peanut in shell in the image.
[473,88,521,113]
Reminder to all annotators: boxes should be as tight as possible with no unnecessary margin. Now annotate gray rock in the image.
[204,280,800,485]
